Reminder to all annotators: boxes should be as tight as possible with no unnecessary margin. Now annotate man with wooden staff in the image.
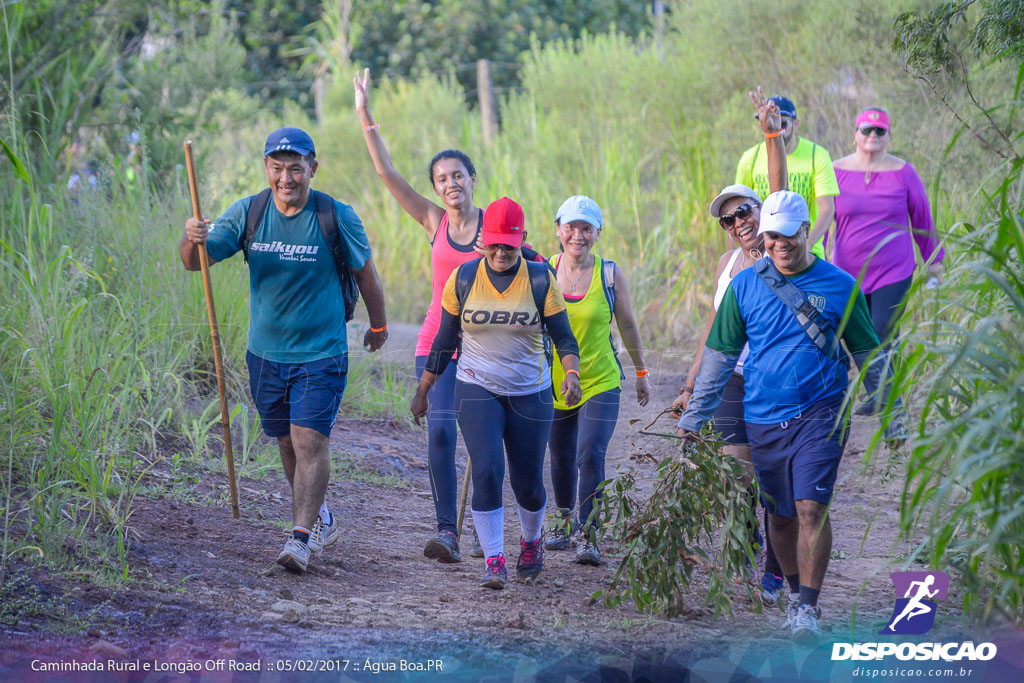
[179,127,388,573]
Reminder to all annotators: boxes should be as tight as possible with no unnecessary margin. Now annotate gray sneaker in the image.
[277,537,311,573]
[544,508,574,551]
[791,604,822,643]
[423,530,461,563]
[308,514,340,553]
[782,592,801,629]
[574,536,602,566]
[470,529,484,558]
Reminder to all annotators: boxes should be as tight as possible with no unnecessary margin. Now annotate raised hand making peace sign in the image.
[750,85,782,137]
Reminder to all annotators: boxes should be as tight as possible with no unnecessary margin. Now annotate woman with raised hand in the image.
[410,197,581,590]
[831,107,944,418]
[542,195,650,566]
[354,67,483,564]
[671,86,789,605]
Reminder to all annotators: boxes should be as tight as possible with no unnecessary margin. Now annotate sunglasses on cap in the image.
[858,126,887,137]
[718,203,756,229]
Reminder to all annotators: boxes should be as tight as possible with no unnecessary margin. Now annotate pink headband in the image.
[856,109,890,130]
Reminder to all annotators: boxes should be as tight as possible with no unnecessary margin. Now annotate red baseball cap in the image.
[481,197,525,247]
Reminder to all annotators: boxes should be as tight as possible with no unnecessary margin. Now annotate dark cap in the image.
[754,96,797,120]
[264,127,316,158]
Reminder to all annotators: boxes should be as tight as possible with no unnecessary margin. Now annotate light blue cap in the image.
[757,191,810,237]
[555,195,603,228]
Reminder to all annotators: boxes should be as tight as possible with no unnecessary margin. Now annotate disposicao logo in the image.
[831,570,998,663]
[881,571,948,635]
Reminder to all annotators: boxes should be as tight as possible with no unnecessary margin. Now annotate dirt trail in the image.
[1,325,939,679]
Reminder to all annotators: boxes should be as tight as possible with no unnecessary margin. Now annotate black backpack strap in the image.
[242,188,273,263]
[525,260,554,316]
[600,257,616,315]
[753,257,840,359]
[313,190,348,283]
[454,258,481,310]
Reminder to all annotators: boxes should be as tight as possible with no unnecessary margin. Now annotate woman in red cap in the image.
[411,197,581,590]
[355,68,485,564]
[831,107,944,416]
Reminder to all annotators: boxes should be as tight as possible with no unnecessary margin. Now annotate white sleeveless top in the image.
[713,248,750,373]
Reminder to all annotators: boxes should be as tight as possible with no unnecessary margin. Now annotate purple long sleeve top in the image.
[832,162,944,294]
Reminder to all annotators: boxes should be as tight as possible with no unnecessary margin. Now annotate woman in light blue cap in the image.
[543,194,650,566]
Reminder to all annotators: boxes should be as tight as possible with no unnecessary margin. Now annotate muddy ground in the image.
[0,324,962,681]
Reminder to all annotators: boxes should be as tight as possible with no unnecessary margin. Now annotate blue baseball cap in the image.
[757,191,810,237]
[555,195,603,228]
[264,127,316,158]
[754,95,797,120]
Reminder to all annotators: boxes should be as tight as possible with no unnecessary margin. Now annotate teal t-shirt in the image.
[205,192,372,363]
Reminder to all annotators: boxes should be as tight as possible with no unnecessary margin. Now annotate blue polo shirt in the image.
[205,192,371,363]
[707,257,879,423]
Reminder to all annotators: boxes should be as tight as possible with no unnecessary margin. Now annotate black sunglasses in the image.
[858,126,887,137]
[719,203,756,229]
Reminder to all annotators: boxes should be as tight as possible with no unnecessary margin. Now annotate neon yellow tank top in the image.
[549,254,623,410]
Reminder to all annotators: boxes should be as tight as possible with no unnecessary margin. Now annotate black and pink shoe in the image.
[480,553,507,590]
[516,536,544,583]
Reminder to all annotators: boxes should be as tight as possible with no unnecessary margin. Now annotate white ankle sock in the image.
[518,500,546,543]
[471,507,504,558]
[319,502,332,524]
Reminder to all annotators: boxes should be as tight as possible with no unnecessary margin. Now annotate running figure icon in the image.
[888,574,939,632]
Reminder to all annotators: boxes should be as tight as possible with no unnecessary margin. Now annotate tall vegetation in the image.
[882,0,1024,624]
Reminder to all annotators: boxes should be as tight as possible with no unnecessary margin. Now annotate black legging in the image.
[864,275,912,344]
[455,381,553,512]
[548,387,620,531]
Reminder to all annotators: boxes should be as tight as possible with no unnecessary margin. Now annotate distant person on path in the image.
[179,127,388,574]
[831,107,944,419]
[354,67,486,564]
[411,197,581,590]
[672,87,789,606]
[677,188,883,641]
[543,195,650,566]
[735,95,839,259]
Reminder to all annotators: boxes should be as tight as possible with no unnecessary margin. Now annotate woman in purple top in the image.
[832,107,944,415]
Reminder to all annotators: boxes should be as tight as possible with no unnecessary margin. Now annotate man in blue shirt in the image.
[678,191,881,641]
[179,127,388,574]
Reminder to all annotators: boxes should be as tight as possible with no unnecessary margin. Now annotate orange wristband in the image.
[363,123,380,132]
[370,324,387,333]
[565,369,580,378]
[765,130,782,139]
[635,369,649,378]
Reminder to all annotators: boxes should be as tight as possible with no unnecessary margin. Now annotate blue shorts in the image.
[711,372,747,446]
[246,351,348,438]
[746,394,848,517]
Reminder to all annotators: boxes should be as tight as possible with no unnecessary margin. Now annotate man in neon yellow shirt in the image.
[735,96,838,259]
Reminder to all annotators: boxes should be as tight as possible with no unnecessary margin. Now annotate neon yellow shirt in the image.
[549,255,623,410]
[735,136,839,258]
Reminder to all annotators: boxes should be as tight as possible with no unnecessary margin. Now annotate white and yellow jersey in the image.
[441,258,566,395]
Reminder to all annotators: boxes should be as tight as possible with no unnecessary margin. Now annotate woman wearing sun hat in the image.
[411,197,581,589]
[672,87,790,605]
[541,194,650,566]
[831,107,944,414]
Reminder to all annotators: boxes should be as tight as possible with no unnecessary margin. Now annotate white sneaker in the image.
[308,514,340,553]
[277,537,311,573]
[782,592,800,629]
[791,604,822,643]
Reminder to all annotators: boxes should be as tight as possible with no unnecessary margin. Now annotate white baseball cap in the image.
[556,195,603,228]
[709,184,762,218]
[757,191,810,237]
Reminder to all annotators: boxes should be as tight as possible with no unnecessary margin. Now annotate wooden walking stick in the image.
[183,140,240,519]
[456,456,472,539]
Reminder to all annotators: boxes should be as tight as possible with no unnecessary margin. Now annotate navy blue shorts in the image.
[746,394,848,518]
[711,372,747,446]
[246,351,348,438]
